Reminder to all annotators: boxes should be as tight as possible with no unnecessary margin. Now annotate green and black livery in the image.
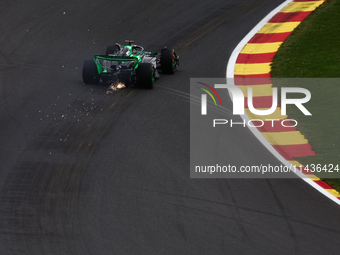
[82,40,179,89]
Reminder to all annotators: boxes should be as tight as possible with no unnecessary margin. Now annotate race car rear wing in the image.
[94,55,140,74]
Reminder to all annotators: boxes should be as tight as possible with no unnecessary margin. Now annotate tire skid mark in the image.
[0,87,140,253]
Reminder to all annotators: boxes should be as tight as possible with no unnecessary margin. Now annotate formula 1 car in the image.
[82,40,179,89]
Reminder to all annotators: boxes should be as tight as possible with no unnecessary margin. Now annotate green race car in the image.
[82,40,179,89]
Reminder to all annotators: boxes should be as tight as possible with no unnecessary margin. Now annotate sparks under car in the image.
[82,40,179,89]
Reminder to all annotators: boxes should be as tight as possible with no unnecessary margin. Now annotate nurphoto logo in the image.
[199,82,312,128]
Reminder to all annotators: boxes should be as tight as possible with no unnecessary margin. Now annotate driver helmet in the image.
[122,46,132,57]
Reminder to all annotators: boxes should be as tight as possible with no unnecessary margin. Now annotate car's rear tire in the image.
[161,49,178,74]
[82,59,100,84]
[137,63,155,89]
[106,45,120,56]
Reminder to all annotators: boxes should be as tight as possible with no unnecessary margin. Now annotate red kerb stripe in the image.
[256,120,297,132]
[234,74,271,79]
[236,53,276,63]
[314,180,334,189]
[269,12,312,23]
[244,96,278,109]
[248,32,291,43]
[272,144,316,160]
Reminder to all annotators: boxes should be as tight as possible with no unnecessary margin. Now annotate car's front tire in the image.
[82,59,100,84]
[137,63,155,89]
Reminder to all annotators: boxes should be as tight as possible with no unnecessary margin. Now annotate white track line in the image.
[226,0,340,205]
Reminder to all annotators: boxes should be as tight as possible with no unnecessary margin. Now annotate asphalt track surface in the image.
[1,0,340,254]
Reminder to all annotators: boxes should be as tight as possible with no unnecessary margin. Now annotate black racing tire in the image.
[82,59,100,84]
[161,48,177,74]
[105,45,120,56]
[137,63,155,89]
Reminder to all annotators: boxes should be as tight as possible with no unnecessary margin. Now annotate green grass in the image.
[271,0,340,187]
